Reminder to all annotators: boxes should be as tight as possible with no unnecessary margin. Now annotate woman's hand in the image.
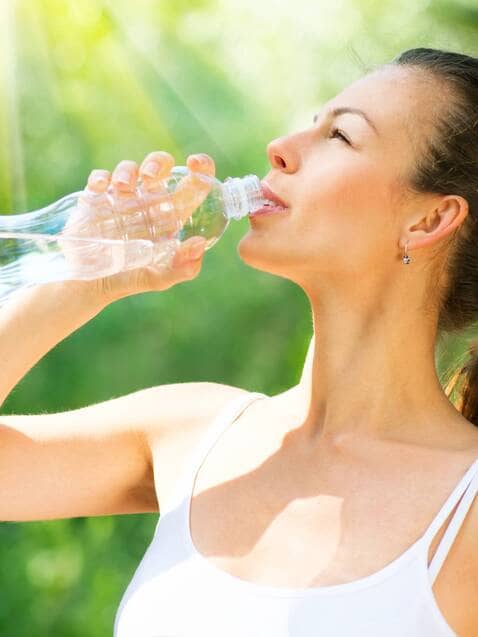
[62,151,215,305]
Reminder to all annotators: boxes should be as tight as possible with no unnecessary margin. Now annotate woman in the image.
[1,47,477,636]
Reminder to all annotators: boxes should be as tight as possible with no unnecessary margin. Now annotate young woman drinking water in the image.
[1,47,478,636]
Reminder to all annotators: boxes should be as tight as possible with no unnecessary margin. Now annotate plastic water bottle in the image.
[0,165,269,305]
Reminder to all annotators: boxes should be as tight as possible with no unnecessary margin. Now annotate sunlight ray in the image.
[102,35,183,159]
[19,0,77,198]
[24,0,70,113]
[101,0,234,172]
[54,0,184,168]
[0,0,27,214]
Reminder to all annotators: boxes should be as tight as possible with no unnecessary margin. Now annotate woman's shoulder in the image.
[143,381,251,445]
[143,382,251,462]
[142,381,253,511]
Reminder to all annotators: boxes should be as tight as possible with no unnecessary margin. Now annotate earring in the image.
[402,241,411,265]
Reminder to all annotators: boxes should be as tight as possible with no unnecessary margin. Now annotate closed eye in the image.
[330,128,351,145]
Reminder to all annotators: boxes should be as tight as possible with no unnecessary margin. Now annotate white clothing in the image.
[114,391,478,636]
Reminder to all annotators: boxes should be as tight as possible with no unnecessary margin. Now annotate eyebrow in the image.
[313,107,379,136]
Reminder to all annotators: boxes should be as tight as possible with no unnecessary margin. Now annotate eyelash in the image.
[330,127,351,145]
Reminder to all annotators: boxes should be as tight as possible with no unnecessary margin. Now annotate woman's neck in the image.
[291,323,464,448]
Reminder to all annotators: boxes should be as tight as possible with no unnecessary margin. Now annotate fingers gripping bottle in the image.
[0,166,269,305]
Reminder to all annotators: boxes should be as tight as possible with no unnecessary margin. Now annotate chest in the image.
[153,416,478,636]
[188,445,441,588]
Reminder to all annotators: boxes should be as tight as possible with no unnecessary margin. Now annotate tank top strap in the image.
[164,391,267,513]
[421,457,478,585]
[186,390,267,481]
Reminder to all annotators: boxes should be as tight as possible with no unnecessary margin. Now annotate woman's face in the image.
[238,66,435,290]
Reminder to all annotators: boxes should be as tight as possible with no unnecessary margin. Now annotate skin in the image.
[74,65,478,633]
[227,64,478,633]
[77,150,215,302]
[238,64,474,449]
[79,65,473,447]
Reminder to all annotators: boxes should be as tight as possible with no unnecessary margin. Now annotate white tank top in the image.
[114,391,478,637]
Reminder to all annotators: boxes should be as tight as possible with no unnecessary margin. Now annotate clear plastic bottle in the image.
[0,165,269,305]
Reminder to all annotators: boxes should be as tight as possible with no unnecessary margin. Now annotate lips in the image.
[260,182,289,209]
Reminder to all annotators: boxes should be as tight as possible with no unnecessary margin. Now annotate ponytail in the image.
[444,341,478,426]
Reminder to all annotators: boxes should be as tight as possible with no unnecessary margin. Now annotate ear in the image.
[400,194,469,251]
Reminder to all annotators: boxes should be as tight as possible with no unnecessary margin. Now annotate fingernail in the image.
[143,161,159,178]
[189,238,207,258]
[115,171,130,185]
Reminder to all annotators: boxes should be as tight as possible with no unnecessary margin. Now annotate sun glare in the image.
[0,1,27,214]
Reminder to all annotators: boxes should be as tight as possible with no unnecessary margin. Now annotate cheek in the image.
[291,162,396,270]
[237,159,398,282]
[301,158,387,219]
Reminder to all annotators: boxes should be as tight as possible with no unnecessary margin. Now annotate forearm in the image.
[0,282,108,408]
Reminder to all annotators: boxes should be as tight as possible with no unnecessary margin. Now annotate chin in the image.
[237,229,298,281]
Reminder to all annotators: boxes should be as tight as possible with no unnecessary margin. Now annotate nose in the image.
[266,135,300,174]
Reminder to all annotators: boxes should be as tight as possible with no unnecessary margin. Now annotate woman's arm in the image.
[0,281,108,408]
[0,270,213,523]
[0,149,215,407]
[0,280,155,522]
[0,378,245,522]
[0,150,218,522]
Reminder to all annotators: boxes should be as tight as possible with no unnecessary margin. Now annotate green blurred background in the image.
[0,0,477,634]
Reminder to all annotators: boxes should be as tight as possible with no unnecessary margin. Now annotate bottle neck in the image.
[221,175,267,220]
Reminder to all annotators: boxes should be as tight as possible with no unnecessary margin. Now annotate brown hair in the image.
[390,48,478,425]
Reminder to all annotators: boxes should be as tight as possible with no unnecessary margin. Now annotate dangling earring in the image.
[402,240,411,265]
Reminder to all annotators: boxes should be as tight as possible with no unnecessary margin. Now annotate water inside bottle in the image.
[0,231,155,304]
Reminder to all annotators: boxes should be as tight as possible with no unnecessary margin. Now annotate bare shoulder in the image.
[441,433,478,636]
[139,381,251,510]
[448,466,478,636]
[141,381,250,447]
